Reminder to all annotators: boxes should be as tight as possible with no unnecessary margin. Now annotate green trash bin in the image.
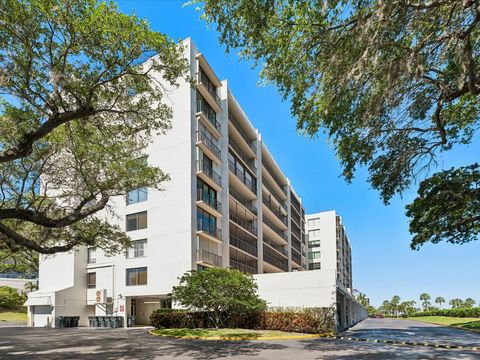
[73,316,80,327]
[64,316,71,328]
[98,316,105,327]
[58,316,65,328]
[92,316,99,327]
[104,316,111,328]
[127,316,135,327]
[110,317,117,328]
[117,316,123,328]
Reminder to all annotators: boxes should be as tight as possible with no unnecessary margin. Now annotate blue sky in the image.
[117,0,480,307]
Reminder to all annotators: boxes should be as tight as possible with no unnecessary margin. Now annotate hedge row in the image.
[150,307,335,334]
[410,307,480,318]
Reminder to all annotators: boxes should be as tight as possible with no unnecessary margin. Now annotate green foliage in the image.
[261,307,335,334]
[406,164,480,249]
[410,307,480,318]
[420,293,431,310]
[449,298,465,309]
[435,297,446,309]
[172,268,267,328]
[464,298,476,308]
[0,286,26,309]
[197,0,480,249]
[0,0,189,254]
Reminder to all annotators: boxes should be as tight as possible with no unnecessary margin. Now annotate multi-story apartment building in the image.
[25,38,307,328]
[304,210,359,330]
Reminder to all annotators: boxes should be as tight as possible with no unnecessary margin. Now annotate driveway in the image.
[345,318,480,347]
[0,326,479,359]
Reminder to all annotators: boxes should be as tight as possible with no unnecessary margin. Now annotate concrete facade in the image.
[27,38,309,328]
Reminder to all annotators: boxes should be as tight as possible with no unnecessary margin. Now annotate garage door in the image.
[33,306,53,327]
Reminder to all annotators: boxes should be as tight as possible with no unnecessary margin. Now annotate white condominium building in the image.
[26,38,308,328]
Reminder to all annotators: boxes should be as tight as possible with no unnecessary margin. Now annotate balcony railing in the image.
[196,218,222,241]
[262,160,288,196]
[230,258,257,274]
[263,236,288,256]
[262,193,287,225]
[196,131,221,160]
[197,69,221,104]
[229,187,258,215]
[263,245,289,272]
[197,189,222,213]
[263,217,288,242]
[230,233,258,257]
[229,116,257,153]
[197,96,221,133]
[228,159,256,194]
[263,180,288,209]
[197,160,222,187]
[229,138,257,173]
[197,249,222,267]
[291,236,302,253]
[291,220,301,240]
[291,248,302,264]
[229,211,258,235]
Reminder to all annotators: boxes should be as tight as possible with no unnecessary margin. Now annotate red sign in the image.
[120,305,124,312]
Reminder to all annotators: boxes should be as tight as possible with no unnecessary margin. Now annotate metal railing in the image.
[291,248,302,264]
[228,158,256,194]
[196,96,221,132]
[262,160,288,196]
[229,187,258,215]
[197,160,222,187]
[230,258,257,274]
[197,189,222,213]
[197,69,221,104]
[291,236,302,253]
[196,131,221,159]
[197,249,222,267]
[263,180,287,209]
[263,217,288,242]
[263,245,289,272]
[229,138,257,173]
[229,116,257,153]
[230,233,258,257]
[229,211,258,235]
[262,193,288,225]
[263,236,288,256]
[196,218,222,241]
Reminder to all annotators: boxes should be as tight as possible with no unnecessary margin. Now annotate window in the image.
[308,218,320,227]
[127,239,147,258]
[126,211,147,231]
[308,229,320,238]
[87,248,96,264]
[126,267,147,286]
[127,188,148,205]
[197,179,217,208]
[308,240,320,248]
[309,262,321,270]
[308,251,321,260]
[87,272,96,288]
[197,207,217,235]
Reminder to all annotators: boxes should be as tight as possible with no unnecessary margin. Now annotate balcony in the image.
[263,217,288,245]
[229,187,257,216]
[196,131,221,164]
[196,189,222,217]
[196,160,222,190]
[196,95,221,138]
[228,158,256,195]
[263,180,288,208]
[263,236,288,257]
[262,160,288,197]
[230,229,258,257]
[262,193,288,226]
[263,245,289,272]
[230,258,257,274]
[197,69,221,110]
[291,235,302,253]
[291,248,302,265]
[196,218,222,243]
[229,211,257,236]
[229,116,257,153]
[197,249,222,267]
[229,138,256,174]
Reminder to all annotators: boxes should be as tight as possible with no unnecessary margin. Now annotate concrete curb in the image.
[336,335,479,351]
[149,329,332,341]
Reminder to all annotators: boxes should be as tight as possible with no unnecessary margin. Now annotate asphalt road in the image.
[0,319,478,359]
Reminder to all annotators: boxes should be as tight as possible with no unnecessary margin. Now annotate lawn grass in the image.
[406,316,480,331]
[0,310,28,322]
[151,328,316,340]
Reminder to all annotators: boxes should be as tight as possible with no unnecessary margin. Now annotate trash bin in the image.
[92,316,99,327]
[64,316,71,328]
[73,316,80,327]
[104,316,111,328]
[98,316,105,328]
[58,316,65,328]
[110,317,118,328]
[127,316,135,327]
[116,316,123,328]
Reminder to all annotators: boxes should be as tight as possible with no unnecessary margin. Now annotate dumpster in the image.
[127,316,135,327]
[58,316,65,328]
[72,316,80,327]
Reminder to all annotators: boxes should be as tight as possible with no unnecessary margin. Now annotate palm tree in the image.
[464,298,476,308]
[449,298,464,309]
[420,293,431,311]
[435,296,445,309]
[391,295,401,317]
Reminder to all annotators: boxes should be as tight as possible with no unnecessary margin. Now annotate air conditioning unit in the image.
[95,289,107,304]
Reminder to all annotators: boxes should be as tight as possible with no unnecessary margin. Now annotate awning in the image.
[24,296,52,306]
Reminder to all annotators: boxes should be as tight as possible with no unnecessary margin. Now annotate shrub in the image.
[0,286,26,309]
[409,307,480,318]
[150,309,204,329]
[261,308,335,334]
